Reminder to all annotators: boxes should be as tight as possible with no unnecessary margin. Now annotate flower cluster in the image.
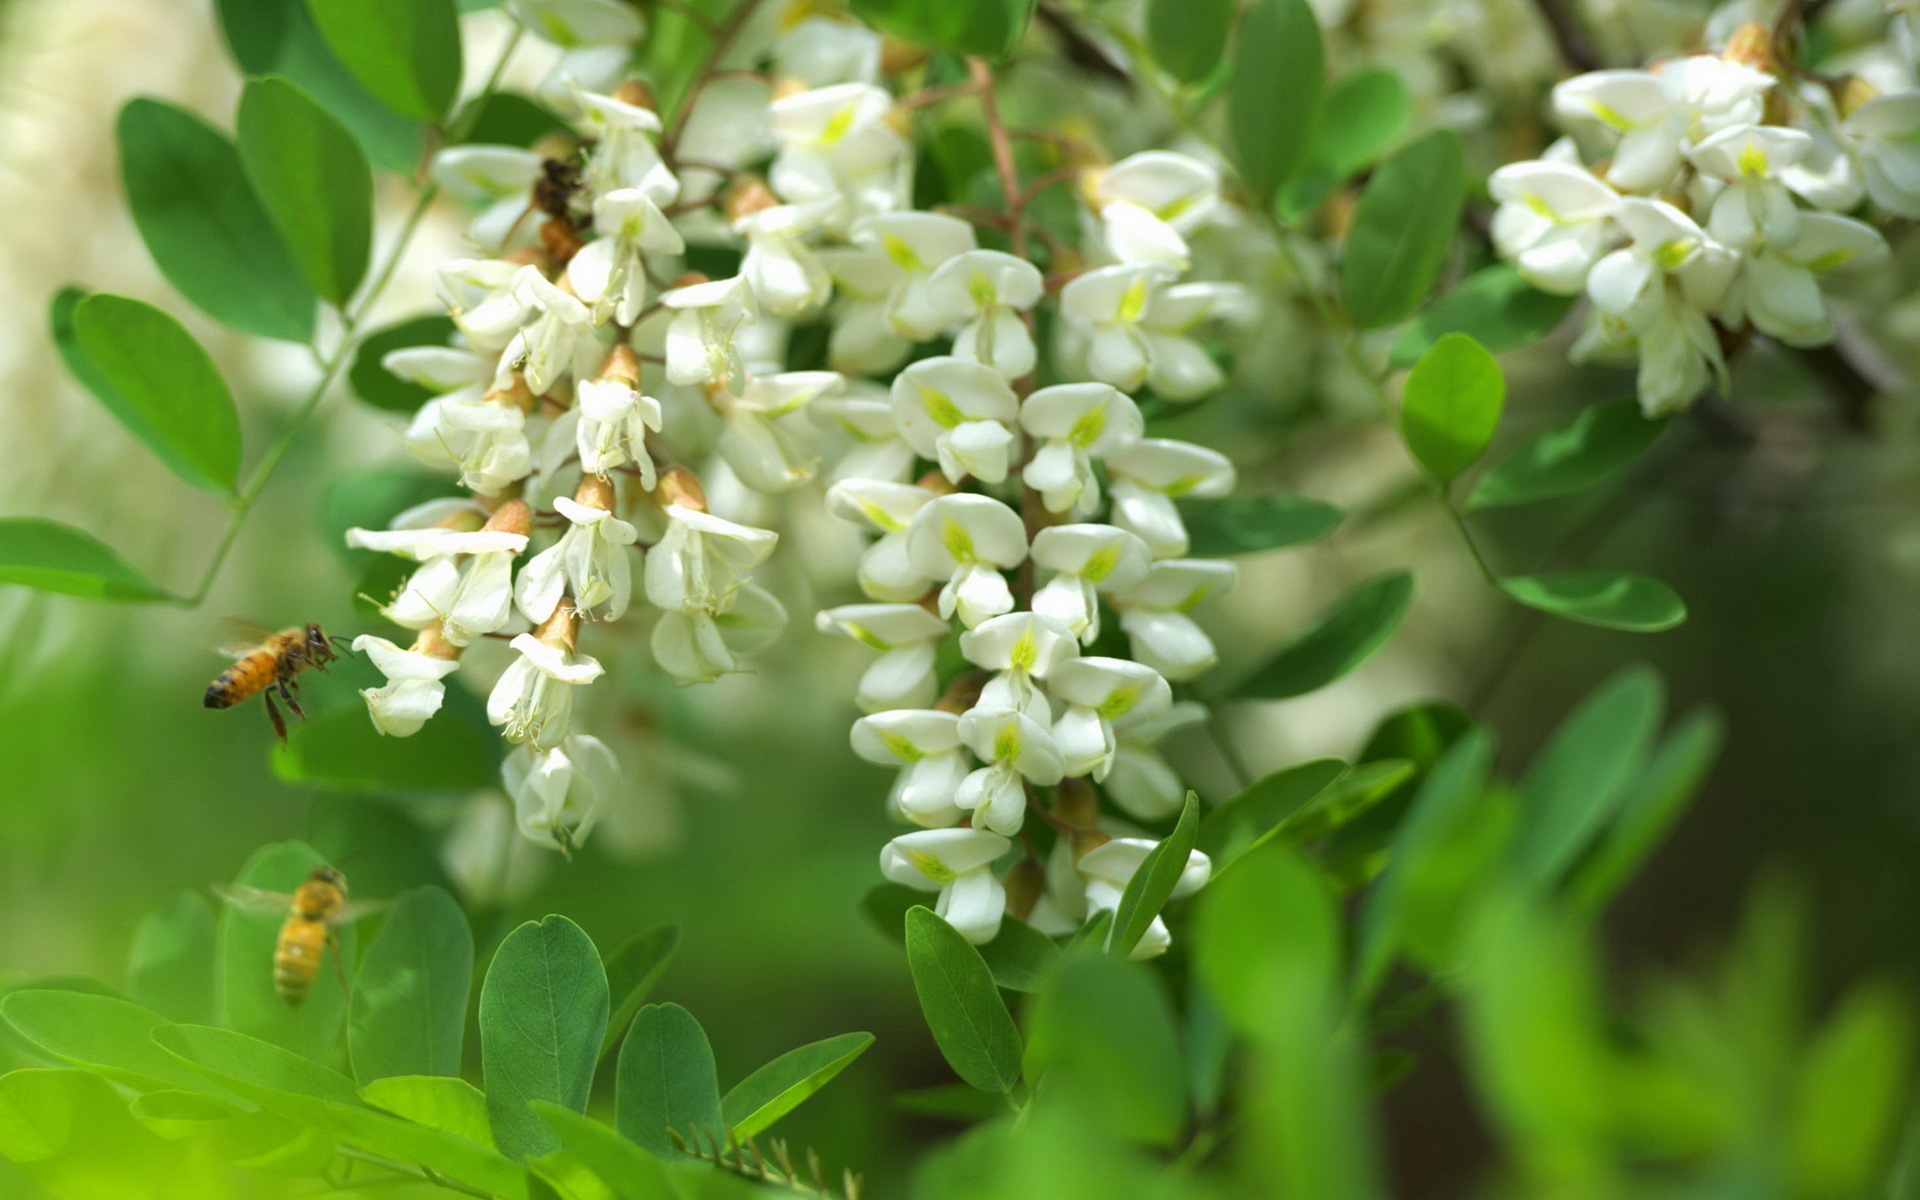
[1489,21,1912,414]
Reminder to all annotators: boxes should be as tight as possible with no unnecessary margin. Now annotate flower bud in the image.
[656,466,708,511]
[724,175,780,224]
[573,473,617,512]
[487,375,537,414]
[913,469,958,496]
[671,271,710,290]
[599,343,642,388]
[1054,776,1099,828]
[770,76,811,103]
[1722,22,1777,72]
[1071,826,1110,858]
[1003,856,1047,921]
[1838,75,1881,119]
[484,497,534,539]
[612,80,657,113]
[935,671,987,714]
[880,36,928,76]
[410,621,463,661]
[533,600,580,653]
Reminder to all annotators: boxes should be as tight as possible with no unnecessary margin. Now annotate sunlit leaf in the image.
[0,992,236,1102]
[306,0,463,124]
[1179,495,1342,556]
[1500,572,1687,633]
[480,915,608,1160]
[348,886,472,1083]
[1400,333,1504,485]
[1229,0,1322,206]
[453,91,568,146]
[360,1075,493,1147]
[615,1003,723,1159]
[1023,955,1185,1146]
[1467,400,1668,511]
[0,518,169,603]
[721,1031,874,1141]
[1194,843,1337,1035]
[1340,130,1465,330]
[1197,758,1347,868]
[1236,572,1414,699]
[348,314,458,413]
[1108,793,1200,959]
[533,1103,675,1199]
[1270,759,1416,846]
[238,76,373,306]
[126,892,218,1025]
[1791,983,1914,1196]
[905,907,1023,1094]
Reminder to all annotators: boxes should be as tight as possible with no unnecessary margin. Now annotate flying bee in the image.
[203,621,342,743]
[215,866,380,1007]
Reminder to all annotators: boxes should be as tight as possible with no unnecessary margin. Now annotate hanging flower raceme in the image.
[503,733,620,855]
[352,623,463,738]
[904,493,1028,627]
[516,476,640,624]
[348,499,532,645]
[816,603,951,711]
[879,828,1012,944]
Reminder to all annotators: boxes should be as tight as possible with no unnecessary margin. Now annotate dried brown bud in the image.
[1722,22,1777,73]
[434,506,487,532]
[1054,777,1099,829]
[656,466,708,511]
[613,80,658,113]
[410,622,462,661]
[533,602,580,653]
[880,36,928,76]
[671,271,711,291]
[1004,857,1047,921]
[574,474,617,511]
[771,76,811,103]
[724,175,780,224]
[1838,75,1881,119]
[484,498,534,541]
[487,375,536,414]
[1071,827,1111,859]
[935,672,988,715]
[914,470,959,496]
[599,343,642,387]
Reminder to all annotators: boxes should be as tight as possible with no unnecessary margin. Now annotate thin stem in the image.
[662,0,765,160]
[1202,701,1253,792]
[1441,500,1500,587]
[970,57,1029,263]
[1528,0,1606,72]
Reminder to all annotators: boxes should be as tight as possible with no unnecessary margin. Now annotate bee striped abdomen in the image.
[273,916,328,1007]
[205,651,279,709]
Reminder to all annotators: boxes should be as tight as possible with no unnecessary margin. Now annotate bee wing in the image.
[212,883,293,918]
[332,900,391,928]
[215,617,276,657]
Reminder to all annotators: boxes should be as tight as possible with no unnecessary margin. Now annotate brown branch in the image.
[1528,0,1605,72]
[1035,2,1135,91]
[661,0,764,160]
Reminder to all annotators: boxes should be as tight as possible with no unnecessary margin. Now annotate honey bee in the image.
[203,622,341,743]
[215,866,379,1007]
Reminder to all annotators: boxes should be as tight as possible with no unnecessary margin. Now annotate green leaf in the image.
[614,1004,723,1159]
[215,0,424,171]
[349,886,472,1083]
[1236,572,1414,699]
[976,917,1062,992]
[480,915,609,1160]
[1500,572,1687,633]
[1568,710,1723,915]
[1179,495,1342,556]
[1467,400,1668,511]
[1228,0,1322,206]
[1390,264,1577,367]
[127,892,218,1025]
[1339,129,1465,330]
[238,76,373,306]
[360,1075,494,1147]
[0,1069,194,1191]
[1023,955,1186,1146]
[1400,333,1504,485]
[904,907,1023,1094]
[0,992,235,1101]
[0,518,169,603]
[1280,68,1409,219]
[273,679,502,790]
[154,1023,361,1105]
[1197,758,1348,866]
[1511,667,1664,887]
[1108,793,1200,959]
[1270,758,1416,846]
[861,882,923,944]
[348,315,458,412]
[218,841,355,1063]
[453,92,568,147]
[71,293,242,494]
[600,925,683,1060]
[1194,842,1337,1035]
[305,0,462,123]
[116,99,315,342]
[1790,983,1914,1196]
[1147,0,1233,83]
[721,1032,874,1141]
[533,1103,675,1199]
[849,0,1036,58]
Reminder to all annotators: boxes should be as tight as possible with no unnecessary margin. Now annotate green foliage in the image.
[117,99,316,343]
[1228,0,1323,207]
[306,0,463,124]
[480,916,609,1159]
[615,1003,723,1159]
[218,841,355,1063]
[1400,332,1506,485]
[125,892,218,1025]
[348,885,472,1082]
[63,293,243,496]
[1281,68,1409,220]
[1178,494,1342,556]
[850,0,1036,58]
[273,679,502,789]
[0,517,169,602]
[1391,264,1578,366]
[1499,572,1687,633]
[1468,400,1668,510]
[1197,757,1347,866]
[360,1074,494,1146]
[1340,130,1466,330]
[1568,711,1724,915]
[1024,954,1186,1146]
[905,906,1023,1094]
[349,314,459,412]
[1510,666,1663,887]
[1147,0,1233,84]
[976,917,1063,992]
[601,924,684,1059]
[1108,792,1200,958]
[721,1031,874,1141]
[238,76,374,307]
[1235,572,1414,699]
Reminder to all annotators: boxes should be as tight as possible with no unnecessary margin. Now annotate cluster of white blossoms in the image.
[344,0,1234,950]
[1489,20,1915,415]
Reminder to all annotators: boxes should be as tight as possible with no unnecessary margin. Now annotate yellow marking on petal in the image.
[855,497,905,532]
[1176,586,1210,613]
[1162,473,1209,498]
[1523,193,1560,220]
[1801,249,1853,271]
[880,731,925,762]
[941,517,976,562]
[918,383,966,428]
[1068,404,1108,447]
[1156,193,1199,222]
[1736,142,1769,177]
[537,13,579,46]
[1588,101,1633,132]
[1009,631,1037,672]
[843,622,891,650]
[820,104,856,146]
[1095,685,1141,720]
[904,847,955,881]
[992,723,1020,761]
[1081,544,1120,584]
[968,270,996,308]
[1653,240,1694,271]
[883,232,922,271]
[1118,275,1151,323]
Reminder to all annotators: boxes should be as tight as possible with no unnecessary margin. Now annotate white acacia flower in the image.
[1586,198,1736,413]
[1104,439,1236,559]
[438,259,530,355]
[644,505,779,614]
[769,84,908,225]
[1086,151,1221,269]
[956,706,1065,835]
[383,343,492,394]
[575,89,679,202]
[406,395,534,495]
[1691,124,1814,249]
[516,497,640,623]
[737,200,836,317]
[501,267,604,394]
[1047,657,1173,780]
[959,612,1080,724]
[1106,700,1207,821]
[1019,382,1145,514]
[509,0,642,48]
[662,275,758,387]
[825,478,939,601]
[852,213,977,339]
[488,632,605,749]
[1844,92,1920,219]
[1076,837,1210,960]
[503,735,619,853]
[1552,59,1771,192]
[351,634,461,737]
[813,384,916,482]
[890,356,1020,485]
[1721,211,1887,346]
[575,377,663,483]
[1135,282,1245,401]
[853,710,971,826]
[1110,558,1239,681]
[925,251,1045,379]
[433,146,546,249]
[818,247,912,374]
[651,582,786,683]
[348,526,528,645]
[879,828,1012,944]
[567,188,685,326]
[1488,160,1622,294]
[1030,523,1152,643]
[718,371,841,492]
[816,603,952,711]
[1060,264,1173,392]
[903,494,1028,627]
[776,15,883,88]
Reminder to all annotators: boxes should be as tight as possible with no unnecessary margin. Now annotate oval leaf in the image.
[976,917,1063,993]
[1390,264,1578,367]
[1148,0,1233,83]
[1197,758,1348,866]
[1511,666,1664,887]
[360,1075,493,1147]
[349,315,458,412]
[126,891,218,1025]
[1569,709,1722,915]
[1108,792,1200,959]
[1500,571,1687,632]
[849,0,1036,58]
[600,924,683,1060]
[71,294,242,494]
[480,915,609,1160]
[1281,67,1410,219]
[1194,843,1338,1034]
[1400,332,1505,484]
[349,886,473,1083]
[1340,129,1465,330]
[1237,572,1414,699]
[118,99,315,342]
[218,841,355,1064]
[1180,495,1342,556]
[615,1003,723,1159]
[1228,0,1322,206]
[721,1032,874,1142]
[0,517,168,602]
[306,0,463,123]
[534,1103,676,1199]
[1023,955,1186,1146]
[238,76,373,306]
[1467,400,1668,511]
[904,907,1023,1094]
[0,992,236,1101]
